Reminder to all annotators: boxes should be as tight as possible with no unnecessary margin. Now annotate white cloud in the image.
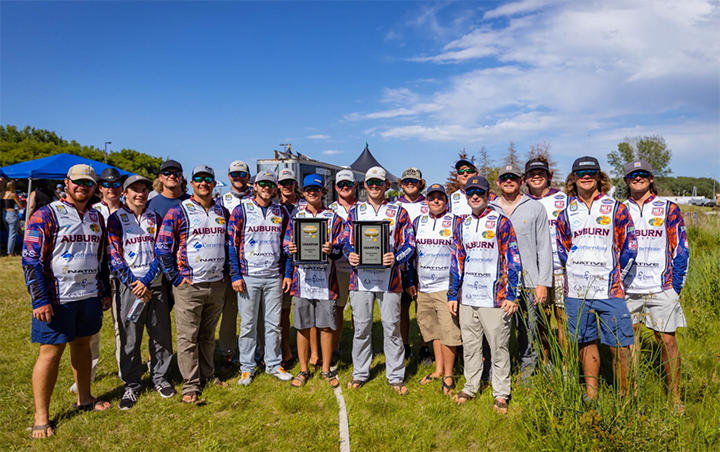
[306,134,330,139]
[322,150,348,155]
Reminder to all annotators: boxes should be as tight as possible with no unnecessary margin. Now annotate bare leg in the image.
[429,340,443,378]
[442,344,456,395]
[281,307,292,362]
[610,345,631,398]
[655,331,682,405]
[296,329,310,374]
[32,343,66,438]
[579,341,600,399]
[309,327,320,366]
[69,336,94,405]
[320,328,333,374]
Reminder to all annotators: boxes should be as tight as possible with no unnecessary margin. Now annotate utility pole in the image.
[104,141,111,163]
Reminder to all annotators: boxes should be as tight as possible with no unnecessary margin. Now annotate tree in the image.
[607,135,673,178]
[502,141,520,166]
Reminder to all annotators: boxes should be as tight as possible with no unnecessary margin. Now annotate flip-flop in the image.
[31,423,53,439]
[441,376,455,396]
[453,391,473,405]
[346,379,366,390]
[73,398,111,412]
[493,398,509,414]
[390,382,409,396]
[181,392,201,404]
[419,374,438,385]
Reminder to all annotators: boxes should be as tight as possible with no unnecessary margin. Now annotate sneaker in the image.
[69,382,77,394]
[119,389,138,410]
[238,372,254,386]
[268,367,293,381]
[155,381,176,398]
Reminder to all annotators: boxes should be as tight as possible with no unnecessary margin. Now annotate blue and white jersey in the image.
[92,201,112,222]
[409,211,461,293]
[527,188,567,273]
[106,206,162,288]
[397,194,429,222]
[328,200,355,274]
[218,187,252,217]
[449,190,471,219]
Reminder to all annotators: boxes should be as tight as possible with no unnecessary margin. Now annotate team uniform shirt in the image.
[556,193,637,300]
[448,208,521,307]
[406,211,462,293]
[527,188,567,273]
[228,198,290,281]
[283,204,345,300]
[218,187,252,217]
[449,189,497,219]
[623,195,689,294]
[156,197,230,286]
[22,199,110,308]
[329,200,356,274]
[106,206,162,288]
[397,194,428,222]
[344,200,416,293]
[92,200,112,222]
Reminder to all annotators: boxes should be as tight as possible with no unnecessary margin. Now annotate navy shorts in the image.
[564,297,633,347]
[31,297,103,344]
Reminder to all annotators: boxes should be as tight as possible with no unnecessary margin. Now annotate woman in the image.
[2,180,23,256]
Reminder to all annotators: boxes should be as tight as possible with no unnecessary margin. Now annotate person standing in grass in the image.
[283,175,345,388]
[556,156,638,401]
[622,160,689,413]
[107,175,176,409]
[156,165,230,404]
[405,183,462,396]
[449,158,479,219]
[23,164,112,439]
[2,179,23,256]
[345,166,416,395]
[448,175,521,414]
[524,157,570,367]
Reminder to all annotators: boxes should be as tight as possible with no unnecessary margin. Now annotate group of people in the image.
[22,154,689,439]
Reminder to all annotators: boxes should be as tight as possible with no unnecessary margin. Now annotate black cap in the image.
[99,168,123,182]
[160,159,183,172]
[455,159,476,171]
[465,175,490,191]
[571,156,601,173]
[525,159,550,173]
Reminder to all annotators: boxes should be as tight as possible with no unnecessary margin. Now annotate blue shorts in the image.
[564,297,633,347]
[31,297,103,344]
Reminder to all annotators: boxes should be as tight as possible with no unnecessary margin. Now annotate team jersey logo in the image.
[271,207,280,216]
[602,199,614,204]
[554,201,565,208]
[649,218,664,227]
[421,206,429,214]
[89,224,101,232]
[147,226,156,234]
[652,207,665,216]
[57,205,68,215]
[442,220,452,228]
[186,203,195,211]
[246,203,254,211]
[421,216,428,223]
[482,231,495,239]
[146,216,155,226]
[453,192,461,200]
[569,201,578,212]
[596,216,611,225]
[485,220,496,229]
[271,217,282,224]
[359,204,367,211]
[552,210,560,217]
[215,217,225,225]
[554,194,565,200]
[440,229,452,237]
[653,200,664,206]
[386,209,397,217]
[120,213,129,222]
[600,205,612,214]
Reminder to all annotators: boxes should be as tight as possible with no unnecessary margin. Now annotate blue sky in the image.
[2,0,719,187]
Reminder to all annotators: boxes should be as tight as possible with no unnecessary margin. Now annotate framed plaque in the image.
[293,217,329,265]
[353,220,390,269]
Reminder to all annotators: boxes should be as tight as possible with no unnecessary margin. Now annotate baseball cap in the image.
[336,169,354,183]
[571,156,601,173]
[160,159,183,172]
[465,175,490,191]
[303,174,324,189]
[365,166,387,182]
[255,171,277,184]
[228,160,249,174]
[401,167,423,180]
[99,168,123,182]
[66,164,97,183]
[56,183,63,189]
[525,159,550,173]
[426,183,447,197]
[498,163,523,178]
[455,159,476,171]
[624,160,654,177]
[123,175,152,191]
[191,165,215,178]
[278,168,296,182]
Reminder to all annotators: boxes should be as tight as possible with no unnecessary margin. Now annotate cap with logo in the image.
[123,175,152,191]
[525,159,550,173]
[465,175,490,191]
[624,160,654,177]
[160,159,183,172]
[498,163,523,178]
[571,156,601,173]
[255,171,278,184]
[228,160,249,174]
[455,159,476,171]
[67,164,98,183]
[191,165,215,178]
[303,174,324,189]
[99,168,123,182]
[278,168,296,182]
[426,183,447,197]
[365,166,387,182]
[401,167,423,180]
[336,169,354,183]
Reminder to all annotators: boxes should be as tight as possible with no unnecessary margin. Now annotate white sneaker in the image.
[238,372,254,386]
[268,367,293,381]
[69,382,77,394]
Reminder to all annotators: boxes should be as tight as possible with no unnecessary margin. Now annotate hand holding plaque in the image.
[353,220,390,269]
[293,218,329,265]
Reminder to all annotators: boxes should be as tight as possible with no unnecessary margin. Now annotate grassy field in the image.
[1,207,719,451]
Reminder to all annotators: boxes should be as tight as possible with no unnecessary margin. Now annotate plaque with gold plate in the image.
[293,217,329,265]
[353,220,390,268]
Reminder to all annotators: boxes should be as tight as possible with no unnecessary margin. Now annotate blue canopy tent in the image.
[0,153,134,219]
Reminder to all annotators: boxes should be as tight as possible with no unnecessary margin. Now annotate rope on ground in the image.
[334,386,351,452]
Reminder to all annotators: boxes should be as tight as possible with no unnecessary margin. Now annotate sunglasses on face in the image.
[160,170,182,177]
[627,170,651,180]
[575,169,599,177]
[499,174,520,182]
[527,170,548,179]
[257,181,276,189]
[100,181,122,189]
[457,168,477,175]
[336,181,354,189]
[192,176,214,184]
[229,171,248,178]
[71,179,95,188]
[279,180,296,187]
[466,188,487,197]
[402,178,420,185]
[366,179,384,187]
[303,186,322,193]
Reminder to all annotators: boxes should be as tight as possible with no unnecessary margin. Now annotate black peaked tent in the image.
[349,144,398,183]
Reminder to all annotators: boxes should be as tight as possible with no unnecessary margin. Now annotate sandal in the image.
[310,359,323,372]
[346,379,366,390]
[31,423,54,439]
[292,371,310,388]
[419,374,437,385]
[390,382,409,396]
[73,398,111,412]
[321,370,340,388]
[181,392,200,404]
[281,355,297,369]
[441,376,455,396]
[493,398,509,414]
[453,391,473,405]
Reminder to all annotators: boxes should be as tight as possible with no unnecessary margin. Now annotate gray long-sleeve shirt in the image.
[490,195,553,289]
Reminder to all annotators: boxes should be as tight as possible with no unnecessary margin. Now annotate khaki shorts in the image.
[545,272,565,312]
[626,289,687,333]
[336,271,350,308]
[416,291,462,346]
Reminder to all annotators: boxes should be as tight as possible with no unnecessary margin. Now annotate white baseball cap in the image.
[336,170,354,183]
[365,166,387,182]
[278,168,296,182]
[228,160,249,174]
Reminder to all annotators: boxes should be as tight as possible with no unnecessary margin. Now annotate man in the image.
[405,183,462,395]
[524,157,569,365]
[622,160,689,412]
[345,166,415,395]
[328,169,358,366]
[217,160,253,370]
[556,156,637,400]
[448,175,521,414]
[156,165,229,404]
[228,171,293,385]
[54,183,67,200]
[22,164,112,439]
[147,159,190,222]
[449,159,478,219]
[283,175,345,388]
[489,163,553,380]
[107,175,175,409]
[397,167,432,364]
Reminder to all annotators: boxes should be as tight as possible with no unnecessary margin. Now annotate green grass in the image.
[1,213,719,451]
